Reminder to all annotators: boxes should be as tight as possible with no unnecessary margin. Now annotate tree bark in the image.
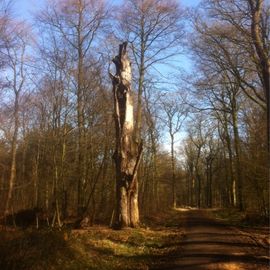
[248,0,270,153]
[110,42,143,229]
[223,116,236,207]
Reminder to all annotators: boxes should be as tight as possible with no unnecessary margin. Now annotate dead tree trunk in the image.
[110,42,143,229]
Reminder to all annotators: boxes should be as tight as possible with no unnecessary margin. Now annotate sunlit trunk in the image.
[111,42,143,228]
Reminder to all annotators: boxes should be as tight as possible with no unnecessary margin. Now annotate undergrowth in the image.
[0,211,183,270]
[211,208,269,227]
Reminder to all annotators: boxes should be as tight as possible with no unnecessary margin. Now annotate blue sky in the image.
[14,0,200,20]
[13,0,199,151]
[14,0,199,73]
[14,0,44,19]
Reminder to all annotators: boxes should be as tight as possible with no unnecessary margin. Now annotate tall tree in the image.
[248,0,270,152]
[110,42,143,228]
[2,22,30,214]
[199,0,269,151]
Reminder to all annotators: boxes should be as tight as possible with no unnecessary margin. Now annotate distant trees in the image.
[140,85,161,214]
[224,0,269,151]
[182,0,269,216]
[193,0,269,149]
[160,94,187,208]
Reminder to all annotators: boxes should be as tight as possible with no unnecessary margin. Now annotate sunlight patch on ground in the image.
[231,252,246,256]
[175,207,198,212]
[217,262,244,270]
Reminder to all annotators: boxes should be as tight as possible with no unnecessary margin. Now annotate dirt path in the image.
[152,209,269,270]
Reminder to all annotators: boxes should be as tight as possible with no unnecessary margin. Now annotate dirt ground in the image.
[151,208,269,270]
[0,208,269,270]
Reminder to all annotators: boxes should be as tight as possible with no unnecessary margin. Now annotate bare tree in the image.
[2,22,30,215]
[141,84,161,213]
[197,0,269,151]
[160,94,187,208]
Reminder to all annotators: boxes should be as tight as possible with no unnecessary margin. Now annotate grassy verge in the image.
[211,208,269,227]
[0,211,183,270]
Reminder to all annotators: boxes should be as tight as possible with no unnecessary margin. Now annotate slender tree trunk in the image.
[33,137,40,208]
[77,55,84,215]
[53,139,62,227]
[194,146,202,209]
[209,161,212,207]
[144,89,158,212]
[249,0,270,153]
[110,42,143,229]
[170,134,176,208]
[134,16,145,140]
[224,119,236,207]
[231,96,243,210]
[206,158,213,208]
[196,173,201,208]
[187,165,194,206]
[151,136,158,211]
[222,149,230,207]
[76,9,86,216]
[60,125,67,218]
[5,93,19,215]
[187,171,191,206]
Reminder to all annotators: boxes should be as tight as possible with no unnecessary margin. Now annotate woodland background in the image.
[0,0,268,227]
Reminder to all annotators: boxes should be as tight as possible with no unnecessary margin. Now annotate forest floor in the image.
[0,208,269,270]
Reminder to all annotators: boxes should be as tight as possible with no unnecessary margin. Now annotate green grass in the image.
[0,212,184,270]
[211,208,269,227]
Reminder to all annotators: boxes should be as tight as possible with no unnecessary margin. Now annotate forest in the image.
[0,0,269,269]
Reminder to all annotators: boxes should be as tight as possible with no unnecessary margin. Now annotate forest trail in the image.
[152,209,269,270]
[0,208,269,270]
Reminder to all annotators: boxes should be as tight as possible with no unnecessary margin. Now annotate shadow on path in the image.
[150,209,269,270]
